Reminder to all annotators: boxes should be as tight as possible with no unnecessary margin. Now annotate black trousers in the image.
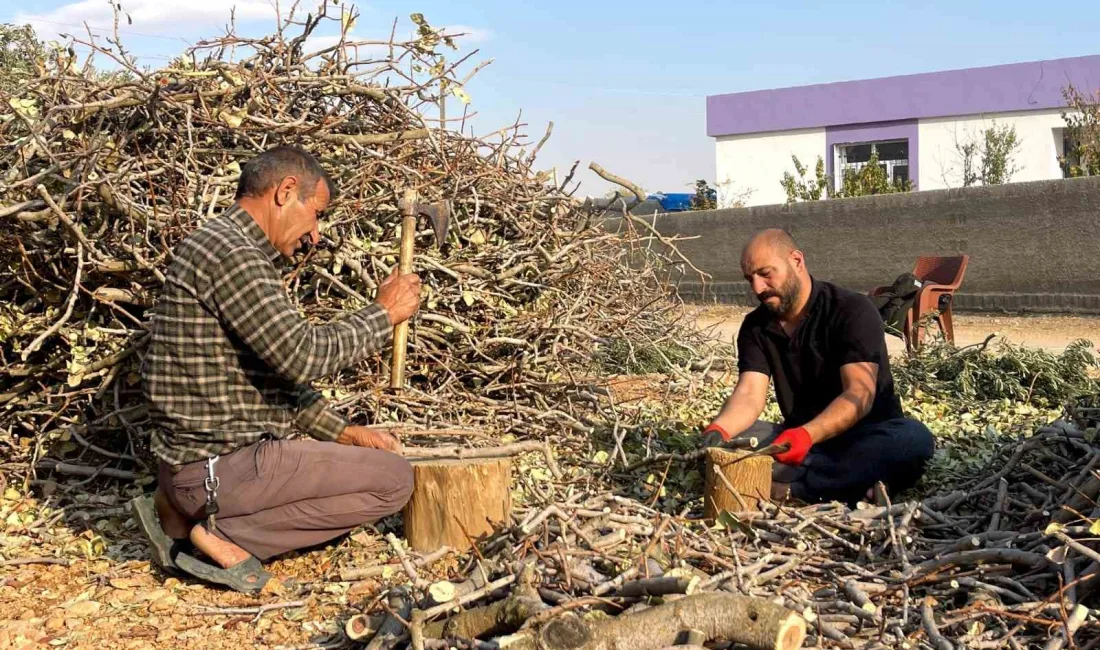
[740,417,935,507]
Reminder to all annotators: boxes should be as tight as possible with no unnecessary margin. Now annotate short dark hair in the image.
[234,145,338,202]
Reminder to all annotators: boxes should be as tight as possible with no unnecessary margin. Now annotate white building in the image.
[706,55,1100,207]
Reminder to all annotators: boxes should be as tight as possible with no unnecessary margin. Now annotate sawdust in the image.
[0,484,460,650]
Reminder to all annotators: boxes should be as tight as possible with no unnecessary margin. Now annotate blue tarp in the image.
[647,193,695,212]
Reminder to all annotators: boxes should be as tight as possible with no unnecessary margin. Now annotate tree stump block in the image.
[704,448,773,517]
[403,458,512,553]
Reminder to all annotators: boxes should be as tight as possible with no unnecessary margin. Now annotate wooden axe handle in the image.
[390,189,418,391]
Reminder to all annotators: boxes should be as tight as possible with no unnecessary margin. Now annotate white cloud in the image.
[302,33,345,52]
[15,0,283,41]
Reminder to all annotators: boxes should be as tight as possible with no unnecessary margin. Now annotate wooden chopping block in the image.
[703,447,773,516]
[403,457,511,553]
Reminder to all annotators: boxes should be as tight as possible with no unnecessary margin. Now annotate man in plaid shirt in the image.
[132,146,420,593]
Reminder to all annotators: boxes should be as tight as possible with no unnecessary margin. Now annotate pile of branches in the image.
[342,413,1100,650]
[893,336,1099,408]
[0,6,721,472]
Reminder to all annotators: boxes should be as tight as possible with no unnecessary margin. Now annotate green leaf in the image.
[717,510,758,539]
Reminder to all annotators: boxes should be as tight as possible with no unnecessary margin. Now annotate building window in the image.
[835,140,910,191]
[1060,129,1088,178]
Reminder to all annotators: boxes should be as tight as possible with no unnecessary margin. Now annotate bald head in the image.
[740,228,811,318]
[742,228,797,263]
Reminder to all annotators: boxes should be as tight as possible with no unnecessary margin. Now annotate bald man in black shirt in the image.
[702,229,935,506]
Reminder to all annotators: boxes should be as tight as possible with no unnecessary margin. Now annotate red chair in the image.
[870,255,969,351]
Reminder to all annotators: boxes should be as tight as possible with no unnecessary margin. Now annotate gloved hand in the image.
[772,427,812,466]
[701,422,731,448]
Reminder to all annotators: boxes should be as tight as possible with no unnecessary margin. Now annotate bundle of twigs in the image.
[0,5,722,474]
[338,412,1100,650]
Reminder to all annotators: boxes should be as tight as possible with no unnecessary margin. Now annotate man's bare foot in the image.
[190,524,253,570]
[154,489,191,540]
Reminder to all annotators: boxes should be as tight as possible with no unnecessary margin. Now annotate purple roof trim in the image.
[707,55,1100,137]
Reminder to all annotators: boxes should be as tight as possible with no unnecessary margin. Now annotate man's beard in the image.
[758,273,802,316]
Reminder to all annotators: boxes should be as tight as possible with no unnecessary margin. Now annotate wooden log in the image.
[703,448,772,517]
[1054,474,1100,524]
[614,576,700,598]
[345,614,388,642]
[497,593,806,650]
[424,595,546,639]
[404,458,512,553]
[366,587,412,650]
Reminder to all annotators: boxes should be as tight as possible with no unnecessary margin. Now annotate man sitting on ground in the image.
[701,228,935,506]
[132,146,420,593]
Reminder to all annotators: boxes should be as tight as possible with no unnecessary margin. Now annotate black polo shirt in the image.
[736,278,903,429]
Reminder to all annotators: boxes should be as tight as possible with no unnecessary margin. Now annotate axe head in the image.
[418,201,451,248]
[398,190,452,248]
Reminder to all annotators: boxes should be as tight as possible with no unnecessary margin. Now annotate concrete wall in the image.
[918,108,1070,190]
[617,175,1100,313]
[715,128,826,208]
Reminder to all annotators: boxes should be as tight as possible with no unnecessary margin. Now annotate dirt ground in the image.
[688,305,1100,356]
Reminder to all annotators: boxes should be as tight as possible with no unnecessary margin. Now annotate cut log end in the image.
[776,613,808,650]
[403,456,512,553]
[703,447,773,516]
[344,613,386,641]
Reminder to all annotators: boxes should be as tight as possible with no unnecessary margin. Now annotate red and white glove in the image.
[772,427,812,466]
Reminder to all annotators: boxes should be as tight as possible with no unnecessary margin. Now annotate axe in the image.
[390,188,451,391]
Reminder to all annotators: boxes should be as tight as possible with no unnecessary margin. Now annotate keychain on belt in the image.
[203,456,220,533]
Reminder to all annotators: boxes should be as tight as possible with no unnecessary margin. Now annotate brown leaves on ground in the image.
[0,481,452,650]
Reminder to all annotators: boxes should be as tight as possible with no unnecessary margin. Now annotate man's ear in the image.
[274,176,298,207]
[790,249,805,271]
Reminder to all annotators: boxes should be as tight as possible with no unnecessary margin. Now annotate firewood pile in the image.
[347,414,1100,650]
[0,5,719,473]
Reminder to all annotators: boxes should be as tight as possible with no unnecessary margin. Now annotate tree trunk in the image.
[404,458,512,553]
[703,448,773,516]
[497,593,805,650]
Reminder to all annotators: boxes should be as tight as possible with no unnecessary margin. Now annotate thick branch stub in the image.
[588,162,646,203]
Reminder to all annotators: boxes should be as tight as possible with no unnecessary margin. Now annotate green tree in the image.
[781,155,829,203]
[980,123,1020,185]
[689,179,716,210]
[957,139,980,187]
[1061,85,1100,177]
[0,24,44,94]
[954,123,1020,187]
[835,151,912,198]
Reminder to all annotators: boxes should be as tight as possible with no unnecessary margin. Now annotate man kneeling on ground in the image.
[701,228,935,506]
[131,146,419,593]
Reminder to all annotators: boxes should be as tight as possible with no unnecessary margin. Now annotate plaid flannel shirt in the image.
[143,202,392,466]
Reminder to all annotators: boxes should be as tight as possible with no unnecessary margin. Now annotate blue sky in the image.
[6,0,1100,197]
